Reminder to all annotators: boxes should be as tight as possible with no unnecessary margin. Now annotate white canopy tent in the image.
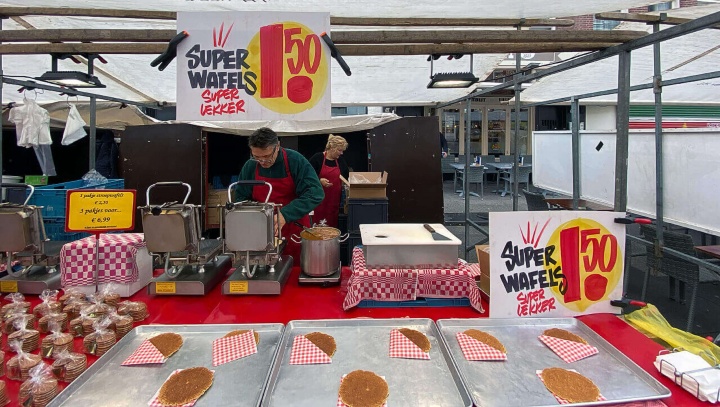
[517,5,720,105]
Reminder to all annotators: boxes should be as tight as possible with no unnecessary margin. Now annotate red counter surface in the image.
[2,267,703,406]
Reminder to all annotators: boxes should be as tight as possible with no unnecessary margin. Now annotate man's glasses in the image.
[251,144,278,163]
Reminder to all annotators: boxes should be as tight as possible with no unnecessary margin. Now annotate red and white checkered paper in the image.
[336,374,388,407]
[147,369,214,407]
[536,369,606,404]
[122,340,167,366]
[456,332,507,361]
[389,329,430,360]
[538,335,598,363]
[61,233,146,287]
[212,330,257,366]
[343,247,484,313]
[289,335,332,365]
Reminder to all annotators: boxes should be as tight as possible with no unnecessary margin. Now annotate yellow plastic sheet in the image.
[625,304,720,365]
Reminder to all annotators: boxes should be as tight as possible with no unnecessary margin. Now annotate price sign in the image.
[65,190,136,233]
[489,211,626,318]
[228,281,249,294]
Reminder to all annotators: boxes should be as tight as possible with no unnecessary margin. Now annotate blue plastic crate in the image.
[27,179,124,219]
[43,219,90,242]
[357,297,471,308]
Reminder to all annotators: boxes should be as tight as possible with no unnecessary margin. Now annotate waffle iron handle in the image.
[0,183,34,205]
[146,182,191,206]
[227,180,273,204]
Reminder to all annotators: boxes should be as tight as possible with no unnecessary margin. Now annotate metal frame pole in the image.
[89,96,96,171]
[614,50,631,212]
[512,49,521,210]
[464,98,472,259]
[570,97,580,210]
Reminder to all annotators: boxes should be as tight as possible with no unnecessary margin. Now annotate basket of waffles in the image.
[6,339,42,381]
[83,317,117,357]
[51,350,87,383]
[32,289,62,319]
[7,314,40,353]
[19,363,59,407]
[148,367,214,406]
[41,320,74,359]
[122,332,183,366]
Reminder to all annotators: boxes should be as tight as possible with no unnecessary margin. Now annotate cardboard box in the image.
[340,172,388,199]
[206,188,226,228]
[64,247,153,297]
[475,245,490,298]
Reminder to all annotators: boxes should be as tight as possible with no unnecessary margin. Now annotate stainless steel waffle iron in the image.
[221,180,293,295]
[141,182,231,295]
[0,183,62,294]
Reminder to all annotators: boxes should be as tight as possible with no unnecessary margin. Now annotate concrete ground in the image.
[442,177,720,340]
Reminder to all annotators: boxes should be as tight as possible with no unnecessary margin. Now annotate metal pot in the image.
[291,227,348,277]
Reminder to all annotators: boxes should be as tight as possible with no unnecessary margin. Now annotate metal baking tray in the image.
[261,318,472,407]
[436,318,672,407]
[48,323,284,407]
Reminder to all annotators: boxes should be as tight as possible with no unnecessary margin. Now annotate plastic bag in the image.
[41,320,73,359]
[6,339,42,381]
[83,317,116,356]
[98,283,121,308]
[59,288,87,306]
[117,300,148,322]
[61,104,87,146]
[2,293,31,317]
[19,362,59,407]
[63,297,90,322]
[33,289,61,318]
[69,304,94,337]
[625,303,720,365]
[51,350,87,383]
[3,310,35,334]
[107,309,134,339]
[81,169,107,187]
[7,314,40,353]
[38,311,69,334]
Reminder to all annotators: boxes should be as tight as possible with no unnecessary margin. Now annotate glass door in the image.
[510,109,530,155]
[442,110,460,155]
[470,109,482,154]
[487,108,506,156]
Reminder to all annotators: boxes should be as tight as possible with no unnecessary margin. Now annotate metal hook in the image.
[67,94,79,107]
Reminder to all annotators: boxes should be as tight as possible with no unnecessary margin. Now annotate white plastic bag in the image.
[62,104,87,145]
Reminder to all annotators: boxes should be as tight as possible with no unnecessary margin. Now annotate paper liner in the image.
[289,335,332,365]
[538,335,598,363]
[388,329,430,360]
[456,332,507,361]
[536,369,606,404]
[211,330,258,366]
[122,340,167,366]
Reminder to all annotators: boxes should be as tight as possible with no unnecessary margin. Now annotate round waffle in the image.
[339,370,389,407]
[81,317,100,336]
[41,333,74,359]
[52,353,87,382]
[541,367,600,403]
[398,328,431,353]
[118,301,149,322]
[8,329,40,353]
[83,331,116,357]
[1,301,31,317]
[68,317,86,337]
[463,329,506,353]
[157,367,214,406]
[542,328,588,345]
[6,353,42,381]
[0,380,8,406]
[4,314,36,334]
[224,330,260,345]
[100,292,121,308]
[62,301,89,321]
[304,332,336,357]
[113,315,134,339]
[38,313,69,334]
[19,376,59,407]
[59,292,87,306]
[33,301,62,318]
[149,333,184,358]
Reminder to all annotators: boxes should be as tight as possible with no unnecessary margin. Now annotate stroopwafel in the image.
[463,329,506,353]
[19,375,59,407]
[149,333,184,358]
[542,328,588,345]
[540,367,600,403]
[41,333,74,359]
[224,329,260,345]
[99,292,121,308]
[4,314,36,334]
[62,301,90,321]
[32,301,62,318]
[59,291,87,306]
[117,301,148,322]
[304,332,336,357]
[339,370,389,407]
[51,353,87,382]
[112,315,134,339]
[157,367,214,406]
[398,328,431,352]
[83,331,116,357]
[6,353,42,381]
[8,329,40,353]
[0,380,8,406]
[1,301,31,317]
[38,313,69,334]
[80,316,100,336]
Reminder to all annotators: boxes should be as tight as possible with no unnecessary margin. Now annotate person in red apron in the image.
[309,135,349,228]
[235,128,324,261]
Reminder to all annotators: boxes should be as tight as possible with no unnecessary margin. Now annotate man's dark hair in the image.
[249,127,279,148]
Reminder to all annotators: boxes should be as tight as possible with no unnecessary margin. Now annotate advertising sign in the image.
[489,211,625,318]
[65,190,136,233]
[177,12,331,121]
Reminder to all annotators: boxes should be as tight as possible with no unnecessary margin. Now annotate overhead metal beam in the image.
[0,29,177,42]
[436,10,720,109]
[614,50,631,212]
[2,77,160,109]
[0,6,177,20]
[595,11,720,30]
[330,29,645,44]
[331,17,575,27]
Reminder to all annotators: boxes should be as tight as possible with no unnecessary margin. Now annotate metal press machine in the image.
[0,183,62,293]
[221,180,293,295]
[141,182,232,295]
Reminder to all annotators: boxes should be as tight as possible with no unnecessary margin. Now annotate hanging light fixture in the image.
[37,54,106,88]
[427,54,478,89]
